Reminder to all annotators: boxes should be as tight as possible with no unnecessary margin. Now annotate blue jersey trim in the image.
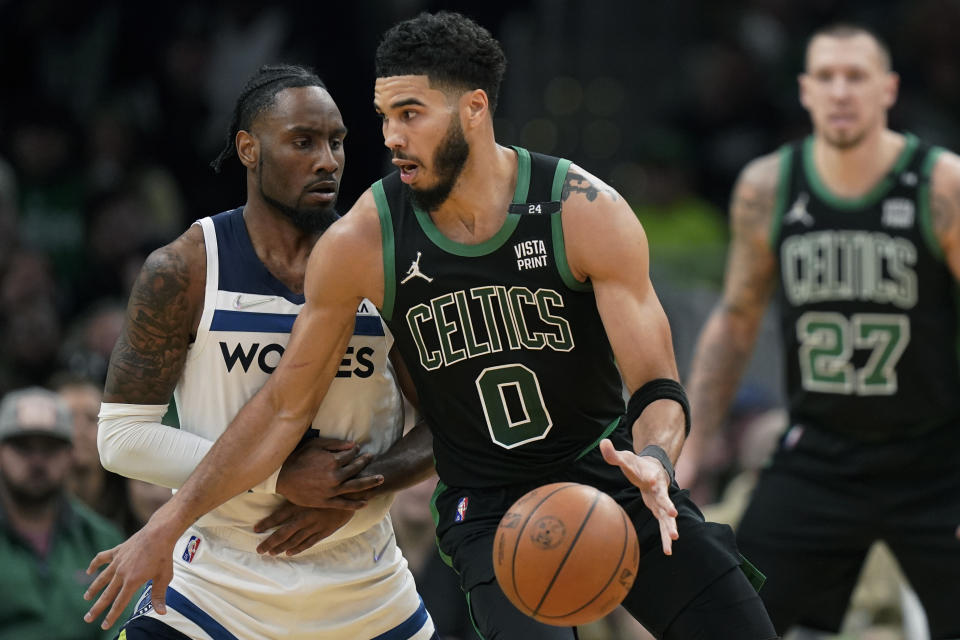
[166,586,239,640]
[211,208,306,304]
[210,310,297,333]
[371,599,430,640]
[355,315,386,336]
[212,310,383,336]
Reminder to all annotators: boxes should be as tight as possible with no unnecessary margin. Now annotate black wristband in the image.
[638,444,676,485]
[624,378,691,436]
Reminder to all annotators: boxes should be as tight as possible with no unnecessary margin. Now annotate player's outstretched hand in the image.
[599,438,679,556]
[277,437,384,508]
[253,500,353,555]
[83,519,177,630]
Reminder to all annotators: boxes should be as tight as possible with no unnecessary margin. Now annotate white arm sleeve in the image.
[98,402,280,493]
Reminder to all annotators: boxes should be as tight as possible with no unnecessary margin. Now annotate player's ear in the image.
[235,130,258,169]
[882,71,900,110]
[462,89,489,129]
[798,73,811,110]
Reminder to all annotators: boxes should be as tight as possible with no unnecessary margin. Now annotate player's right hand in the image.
[253,500,353,555]
[83,518,177,630]
[276,437,384,508]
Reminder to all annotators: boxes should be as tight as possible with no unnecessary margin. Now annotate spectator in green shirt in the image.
[0,387,130,639]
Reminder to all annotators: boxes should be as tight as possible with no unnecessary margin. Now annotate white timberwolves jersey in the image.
[176,208,403,543]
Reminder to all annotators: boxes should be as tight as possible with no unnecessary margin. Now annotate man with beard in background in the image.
[0,387,127,639]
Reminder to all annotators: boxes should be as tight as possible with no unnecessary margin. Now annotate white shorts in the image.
[129,515,435,640]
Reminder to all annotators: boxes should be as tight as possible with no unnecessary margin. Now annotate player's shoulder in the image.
[324,188,382,246]
[929,147,960,188]
[558,161,632,228]
[737,148,784,192]
[139,223,206,292]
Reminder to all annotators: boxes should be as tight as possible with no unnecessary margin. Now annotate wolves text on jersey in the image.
[781,230,918,309]
[220,342,375,377]
[405,285,575,371]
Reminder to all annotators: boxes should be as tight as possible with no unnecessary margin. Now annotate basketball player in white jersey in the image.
[92,64,438,639]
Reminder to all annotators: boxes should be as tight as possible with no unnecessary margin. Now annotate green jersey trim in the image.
[575,416,621,460]
[429,479,455,568]
[410,148,530,257]
[769,145,793,248]
[551,212,592,292]
[918,146,946,262]
[372,180,397,321]
[551,156,570,200]
[550,158,591,292]
[802,132,919,210]
[511,145,532,202]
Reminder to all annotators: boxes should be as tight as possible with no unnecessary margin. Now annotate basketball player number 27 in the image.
[475,364,553,449]
[797,311,910,395]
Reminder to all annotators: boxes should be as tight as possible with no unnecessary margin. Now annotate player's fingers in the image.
[335,453,375,480]
[253,501,298,533]
[83,574,122,625]
[273,526,313,554]
[86,547,115,575]
[256,523,298,555]
[101,580,142,630]
[331,446,361,465]
[658,517,675,556]
[288,531,326,556]
[150,576,168,616]
[336,473,384,494]
[599,439,625,467]
[321,496,368,510]
[83,561,115,600]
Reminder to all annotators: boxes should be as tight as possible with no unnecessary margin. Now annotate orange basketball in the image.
[492,482,639,627]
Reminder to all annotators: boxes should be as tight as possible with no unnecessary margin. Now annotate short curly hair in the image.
[375,11,507,114]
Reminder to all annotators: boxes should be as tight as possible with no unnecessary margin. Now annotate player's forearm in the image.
[360,418,435,496]
[687,306,761,440]
[630,398,686,463]
[98,403,212,489]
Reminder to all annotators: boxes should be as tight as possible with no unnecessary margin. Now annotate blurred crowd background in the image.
[1,0,958,638]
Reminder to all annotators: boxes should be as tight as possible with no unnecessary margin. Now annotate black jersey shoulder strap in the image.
[507,146,571,215]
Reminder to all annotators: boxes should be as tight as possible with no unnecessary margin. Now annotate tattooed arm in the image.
[103,227,204,404]
[677,152,781,488]
[929,150,960,281]
[96,226,219,487]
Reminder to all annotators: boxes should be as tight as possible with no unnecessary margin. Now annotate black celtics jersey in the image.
[373,147,625,487]
[772,133,960,441]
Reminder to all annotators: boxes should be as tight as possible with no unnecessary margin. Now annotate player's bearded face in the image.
[257,153,340,234]
[403,114,470,212]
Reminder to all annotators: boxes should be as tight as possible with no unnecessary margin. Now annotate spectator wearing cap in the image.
[0,387,129,639]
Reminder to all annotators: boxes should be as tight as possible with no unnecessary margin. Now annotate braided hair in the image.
[210,64,326,173]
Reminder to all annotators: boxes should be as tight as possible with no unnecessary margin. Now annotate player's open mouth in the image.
[393,160,420,183]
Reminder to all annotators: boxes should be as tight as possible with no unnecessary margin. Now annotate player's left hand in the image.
[83,518,178,629]
[253,500,353,555]
[599,438,679,555]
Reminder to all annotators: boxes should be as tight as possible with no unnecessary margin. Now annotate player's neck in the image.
[812,128,904,199]
[242,205,319,293]
[428,142,518,244]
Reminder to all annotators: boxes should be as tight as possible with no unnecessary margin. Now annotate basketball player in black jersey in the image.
[683,24,960,638]
[82,12,776,639]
